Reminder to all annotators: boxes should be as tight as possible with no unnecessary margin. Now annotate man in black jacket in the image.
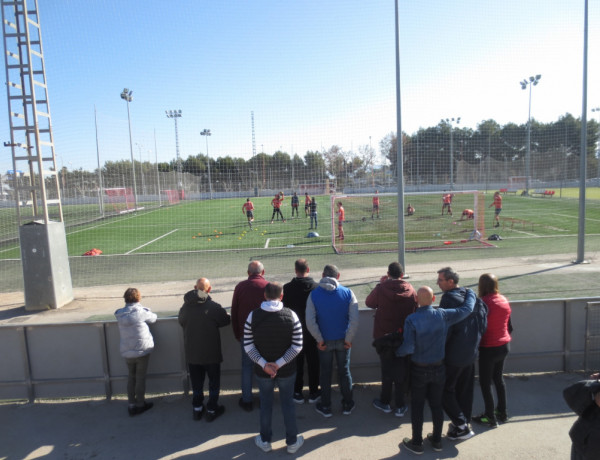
[178,278,230,422]
[436,267,487,440]
[564,373,600,460]
[283,258,320,404]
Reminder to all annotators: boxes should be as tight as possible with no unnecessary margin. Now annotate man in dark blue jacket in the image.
[437,267,488,440]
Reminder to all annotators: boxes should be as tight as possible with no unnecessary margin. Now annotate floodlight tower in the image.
[520,75,542,196]
[200,129,213,199]
[592,107,600,184]
[166,110,183,196]
[443,117,460,189]
[120,88,138,210]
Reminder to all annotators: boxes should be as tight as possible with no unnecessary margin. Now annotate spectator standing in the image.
[306,264,359,417]
[473,273,512,427]
[231,261,269,411]
[244,282,304,454]
[115,287,157,417]
[365,262,417,417]
[179,278,231,422]
[282,259,320,404]
[396,286,476,454]
[437,267,487,441]
[563,373,600,460]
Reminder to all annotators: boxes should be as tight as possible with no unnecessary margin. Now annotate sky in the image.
[0,0,598,173]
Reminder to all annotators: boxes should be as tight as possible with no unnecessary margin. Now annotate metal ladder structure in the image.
[2,0,62,225]
[2,0,72,309]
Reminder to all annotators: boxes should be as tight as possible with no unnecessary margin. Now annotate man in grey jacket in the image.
[306,264,359,418]
[179,278,231,422]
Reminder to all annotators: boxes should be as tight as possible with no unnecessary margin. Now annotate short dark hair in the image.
[295,258,309,274]
[388,262,403,279]
[123,287,141,303]
[323,264,339,278]
[265,282,283,300]
[437,267,459,284]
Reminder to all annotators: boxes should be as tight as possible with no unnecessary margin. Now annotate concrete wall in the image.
[1,297,598,402]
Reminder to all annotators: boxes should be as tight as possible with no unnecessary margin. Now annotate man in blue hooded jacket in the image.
[306,264,359,418]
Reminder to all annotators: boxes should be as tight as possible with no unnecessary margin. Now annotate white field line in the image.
[264,238,271,248]
[125,229,179,255]
[507,228,538,236]
[553,213,600,223]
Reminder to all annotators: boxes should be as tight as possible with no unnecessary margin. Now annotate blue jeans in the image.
[188,362,220,411]
[319,339,353,408]
[410,362,446,444]
[241,342,254,403]
[256,373,298,445]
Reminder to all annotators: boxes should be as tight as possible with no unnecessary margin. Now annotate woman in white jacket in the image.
[115,288,157,416]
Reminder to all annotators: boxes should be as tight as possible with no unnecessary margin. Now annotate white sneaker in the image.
[255,435,272,452]
[287,435,304,454]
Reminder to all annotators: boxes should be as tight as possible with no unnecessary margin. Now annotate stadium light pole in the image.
[166,110,183,197]
[200,129,213,199]
[520,75,541,196]
[120,88,138,210]
[592,107,600,184]
[444,117,460,190]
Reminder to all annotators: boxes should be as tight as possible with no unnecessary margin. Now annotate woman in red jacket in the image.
[473,273,512,427]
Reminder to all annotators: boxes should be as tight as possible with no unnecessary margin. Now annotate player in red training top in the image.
[489,191,502,228]
[372,190,380,219]
[242,198,254,229]
[460,209,474,221]
[336,201,345,240]
[406,203,415,216]
[304,193,312,217]
[442,193,454,216]
[271,194,285,223]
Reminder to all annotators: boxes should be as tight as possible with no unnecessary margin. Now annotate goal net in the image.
[330,191,490,254]
[105,188,136,214]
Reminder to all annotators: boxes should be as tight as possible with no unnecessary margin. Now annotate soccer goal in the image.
[105,188,136,214]
[330,191,491,254]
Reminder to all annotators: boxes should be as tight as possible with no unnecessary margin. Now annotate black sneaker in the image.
[446,425,474,441]
[192,405,204,421]
[238,397,253,412]
[402,438,424,455]
[472,413,498,428]
[293,392,305,404]
[315,403,332,418]
[308,390,321,403]
[495,409,509,423]
[206,405,225,422]
[134,401,153,416]
[426,434,442,451]
[128,406,137,417]
[342,400,355,415]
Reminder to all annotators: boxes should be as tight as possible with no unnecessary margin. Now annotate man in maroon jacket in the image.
[366,262,418,417]
[231,260,269,411]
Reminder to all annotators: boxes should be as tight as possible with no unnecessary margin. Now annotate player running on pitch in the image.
[489,191,502,227]
[304,192,311,217]
[242,198,255,229]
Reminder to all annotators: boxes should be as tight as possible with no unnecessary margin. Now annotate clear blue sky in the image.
[0,0,598,172]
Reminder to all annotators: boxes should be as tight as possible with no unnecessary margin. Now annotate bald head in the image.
[248,260,265,276]
[195,278,211,293]
[417,286,435,307]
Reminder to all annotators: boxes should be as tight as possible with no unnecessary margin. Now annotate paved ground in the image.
[0,372,585,460]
